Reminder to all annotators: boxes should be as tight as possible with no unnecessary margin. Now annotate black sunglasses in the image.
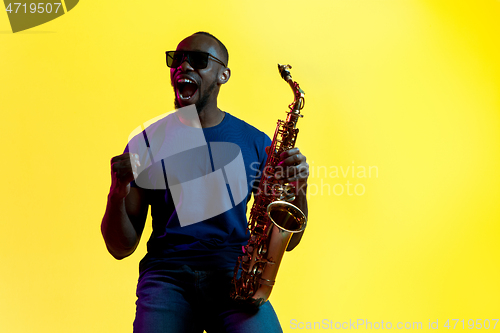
[166,51,226,69]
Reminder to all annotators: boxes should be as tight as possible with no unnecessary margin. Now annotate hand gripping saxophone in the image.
[231,64,307,307]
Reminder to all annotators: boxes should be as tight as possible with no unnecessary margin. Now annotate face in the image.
[170,35,227,112]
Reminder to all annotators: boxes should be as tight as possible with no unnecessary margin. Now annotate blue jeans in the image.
[133,264,283,333]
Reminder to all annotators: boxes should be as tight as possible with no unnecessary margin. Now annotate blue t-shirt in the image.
[125,112,271,271]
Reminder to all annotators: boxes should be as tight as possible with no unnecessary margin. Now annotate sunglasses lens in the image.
[188,52,208,69]
[166,51,182,68]
[166,51,209,69]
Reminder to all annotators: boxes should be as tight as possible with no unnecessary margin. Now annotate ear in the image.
[217,67,231,84]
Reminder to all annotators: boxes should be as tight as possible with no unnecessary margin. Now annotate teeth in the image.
[177,78,195,84]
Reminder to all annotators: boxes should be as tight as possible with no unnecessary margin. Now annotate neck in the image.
[198,105,225,128]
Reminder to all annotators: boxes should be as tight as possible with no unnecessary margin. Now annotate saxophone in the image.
[231,64,307,307]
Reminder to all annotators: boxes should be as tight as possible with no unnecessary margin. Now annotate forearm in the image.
[101,194,140,259]
[286,184,308,251]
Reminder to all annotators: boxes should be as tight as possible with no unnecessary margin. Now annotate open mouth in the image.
[177,78,199,100]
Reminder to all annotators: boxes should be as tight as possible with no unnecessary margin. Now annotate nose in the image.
[179,56,194,72]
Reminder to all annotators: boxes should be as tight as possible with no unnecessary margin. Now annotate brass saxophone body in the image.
[231,64,307,307]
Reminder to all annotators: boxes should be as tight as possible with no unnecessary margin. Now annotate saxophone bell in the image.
[267,201,307,234]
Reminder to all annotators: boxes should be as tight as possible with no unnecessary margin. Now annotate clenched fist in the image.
[109,153,141,200]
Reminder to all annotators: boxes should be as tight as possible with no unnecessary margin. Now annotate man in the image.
[101,32,309,332]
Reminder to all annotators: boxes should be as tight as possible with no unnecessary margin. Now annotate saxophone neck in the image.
[278,63,305,117]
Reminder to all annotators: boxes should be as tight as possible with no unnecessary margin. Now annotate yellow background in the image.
[1,0,499,332]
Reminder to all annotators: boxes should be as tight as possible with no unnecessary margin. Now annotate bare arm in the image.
[287,182,307,251]
[101,153,148,260]
[272,147,309,251]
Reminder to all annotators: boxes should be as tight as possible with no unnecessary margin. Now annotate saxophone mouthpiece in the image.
[278,64,292,81]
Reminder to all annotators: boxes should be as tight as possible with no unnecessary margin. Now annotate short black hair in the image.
[193,31,229,66]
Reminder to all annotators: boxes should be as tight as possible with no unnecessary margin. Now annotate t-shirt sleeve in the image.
[260,135,272,172]
[252,134,272,195]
